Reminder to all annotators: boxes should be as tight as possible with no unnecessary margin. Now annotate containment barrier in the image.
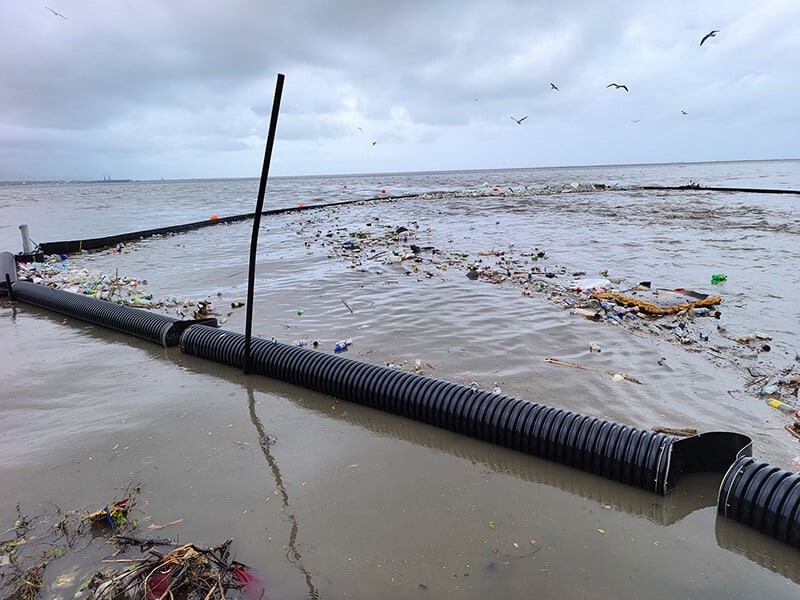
[1,251,17,298]
[719,456,800,549]
[6,279,217,347]
[13,194,427,260]
[179,324,752,497]
[2,263,796,552]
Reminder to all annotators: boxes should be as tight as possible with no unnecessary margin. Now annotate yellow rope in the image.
[590,292,721,315]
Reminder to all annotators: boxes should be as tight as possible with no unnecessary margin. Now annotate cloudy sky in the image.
[1,1,798,181]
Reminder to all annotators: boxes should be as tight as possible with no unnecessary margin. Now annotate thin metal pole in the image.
[244,73,285,374]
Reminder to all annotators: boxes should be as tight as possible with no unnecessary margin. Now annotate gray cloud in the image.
[1,0,797,180]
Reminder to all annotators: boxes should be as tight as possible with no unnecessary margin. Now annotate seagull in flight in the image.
[700,30,719,46]
[550,83,559,91]
[510,115,528,124]
[45,6,67,19]
[607,83,629,92]
[681,110,688,115]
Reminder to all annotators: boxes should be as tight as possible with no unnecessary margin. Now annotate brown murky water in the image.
[2,161,800,598]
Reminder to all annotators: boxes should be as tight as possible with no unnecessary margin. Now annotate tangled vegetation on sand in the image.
[0,485,262,600]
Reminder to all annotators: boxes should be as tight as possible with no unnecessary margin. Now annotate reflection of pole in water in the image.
[247,387,319,599]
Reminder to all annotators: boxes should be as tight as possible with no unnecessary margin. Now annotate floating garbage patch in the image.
[2,249,799,554]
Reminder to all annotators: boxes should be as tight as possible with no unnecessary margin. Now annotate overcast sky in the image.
[1,1,798,181]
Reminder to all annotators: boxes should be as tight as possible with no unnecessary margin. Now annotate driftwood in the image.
[785,424,800,441]
[653,427,699,437]
[544,357,642,384]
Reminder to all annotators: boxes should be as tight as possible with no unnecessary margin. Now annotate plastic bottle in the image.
[759,385,779,396]
[778,375,799,385]
[765,398,796,413]
[699,329,709,341]
[589,343,602,353]
[711,274,727,284]
[334,339,351,353]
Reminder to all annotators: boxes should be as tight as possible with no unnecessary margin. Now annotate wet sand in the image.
[3,181,800,597]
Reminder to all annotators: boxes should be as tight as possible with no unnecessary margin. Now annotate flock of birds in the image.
[511,29,721,126]
[42,7,721,140]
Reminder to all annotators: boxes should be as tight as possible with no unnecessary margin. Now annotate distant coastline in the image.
[0,157,797,185]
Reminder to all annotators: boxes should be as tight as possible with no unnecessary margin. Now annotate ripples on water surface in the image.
[2,160,800,598]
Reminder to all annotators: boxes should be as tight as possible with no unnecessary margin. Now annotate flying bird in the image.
[510,116,528,124]
[607,83,629,92]
[550,83,559,91]
[700,30,719,46]
[681,110,688,115]
[45,6,67,19]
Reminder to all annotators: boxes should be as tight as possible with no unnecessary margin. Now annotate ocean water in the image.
[2,160,800,598]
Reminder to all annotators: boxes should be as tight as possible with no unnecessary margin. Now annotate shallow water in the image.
[2,160,800,598]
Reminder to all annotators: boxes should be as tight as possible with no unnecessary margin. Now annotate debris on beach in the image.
[83,498,132,529]
[90,540,257,600]
[0,487,262,600]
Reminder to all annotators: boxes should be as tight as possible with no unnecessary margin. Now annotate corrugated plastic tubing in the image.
[719,456,800,549]
[4,267,796,550]
[180,324,747,499]
[8,280,206,347]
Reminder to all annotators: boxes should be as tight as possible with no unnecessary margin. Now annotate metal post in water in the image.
[244,73,285,374]
[19,224,33,254]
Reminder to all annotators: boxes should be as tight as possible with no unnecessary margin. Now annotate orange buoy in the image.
[298,203,305,208]
[381,188,386,194]
[210,215,219,220]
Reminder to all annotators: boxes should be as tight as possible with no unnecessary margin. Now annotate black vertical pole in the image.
[244,73,285,374]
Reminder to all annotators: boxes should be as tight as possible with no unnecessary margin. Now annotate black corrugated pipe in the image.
[718,456,800,549]
[3,264,795,550]
[1,251,17,298]
[180,324,752,497]
[9,280,217,346]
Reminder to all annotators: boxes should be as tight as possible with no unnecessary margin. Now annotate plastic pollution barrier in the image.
[6,279,216,347]
[178,324,752,497]
[0,257,796,550]
[11,193,426,260]
[0,250,17,298]
[719,456,800,549]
